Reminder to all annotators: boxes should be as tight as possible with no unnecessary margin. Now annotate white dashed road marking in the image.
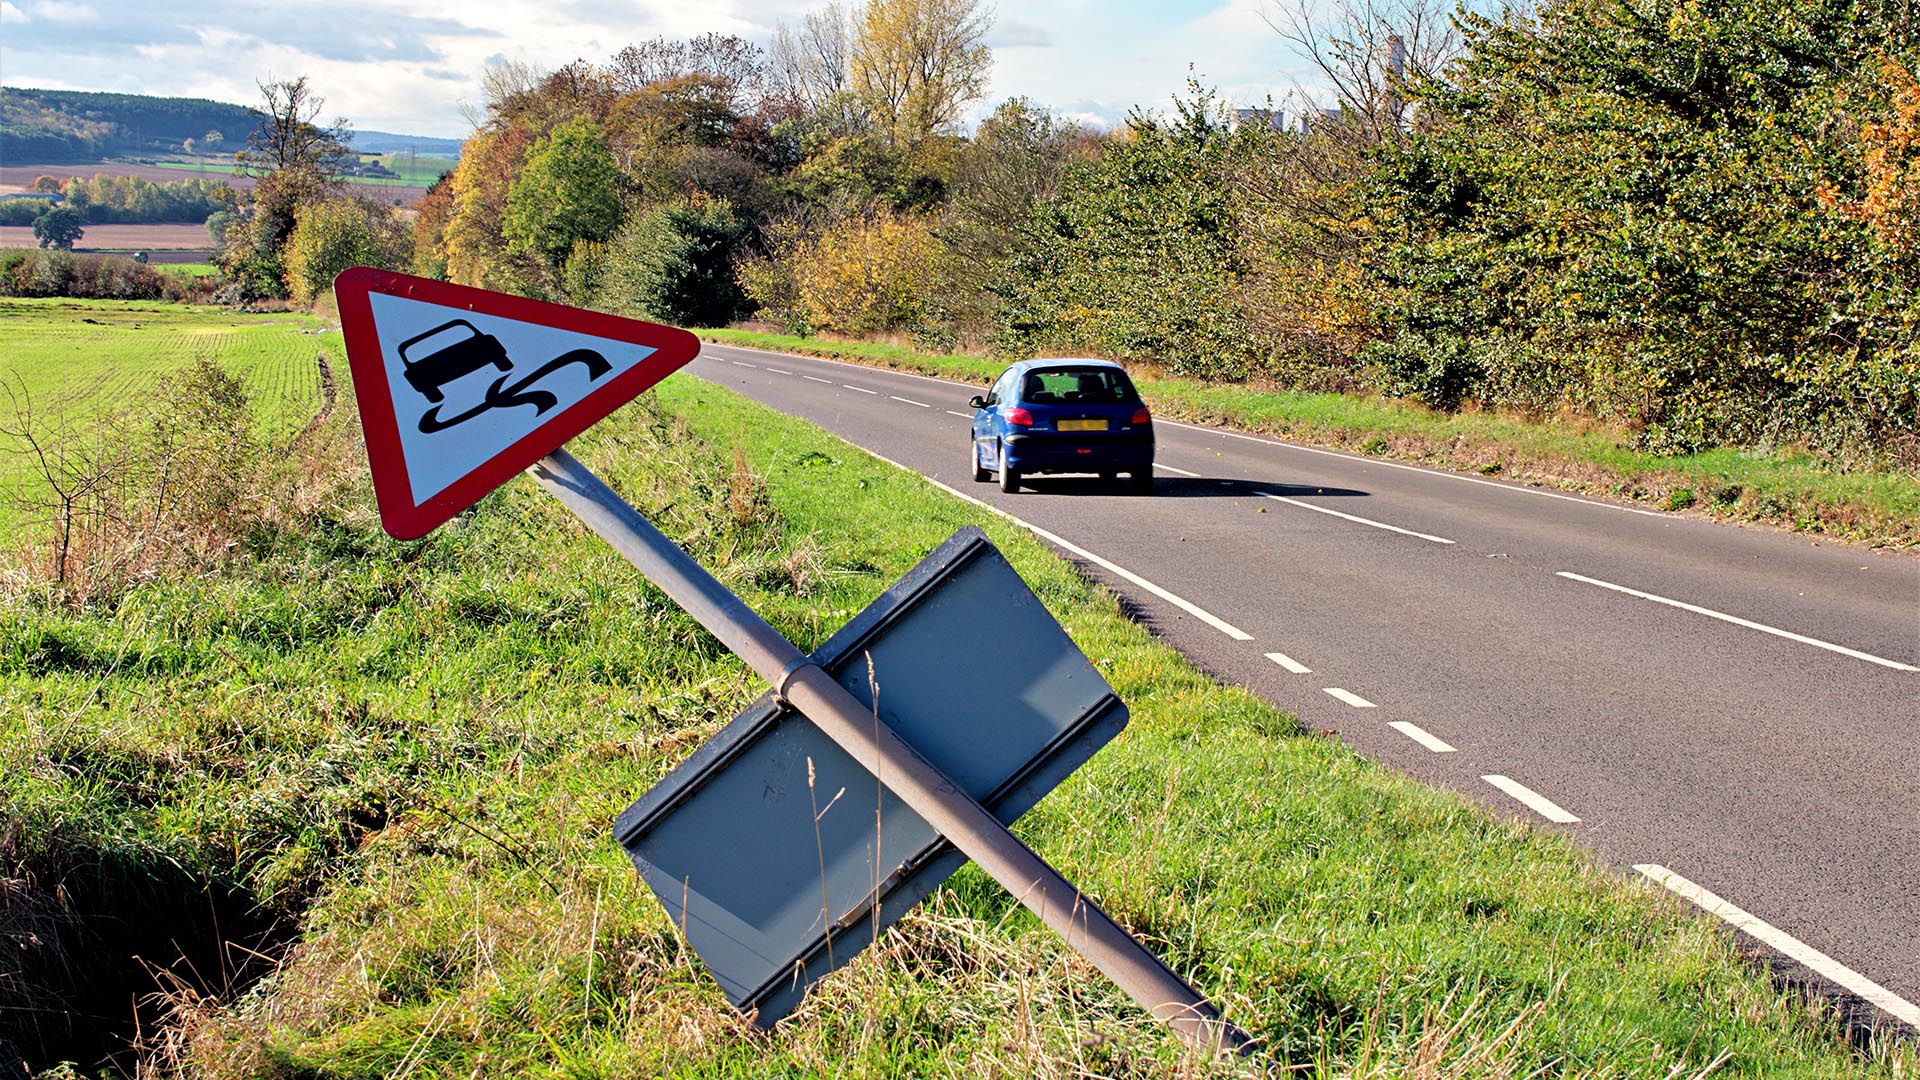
[802,375,832,383]
[1635,864,1920,1029]
[1557,572,1918,672]
[1264,652,1311,674]
[1481,775,1580,823]
[1322,687,1376,708]
[844,385,879,394]
[766,367,793,374]
[1262,494,1455,545]
[1154,463,1201,476]
[729,360,756,367]
[946,411,972,419]
[1390,721,1457,753]
[891,396,930,408]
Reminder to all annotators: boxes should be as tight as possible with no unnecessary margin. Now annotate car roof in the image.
[1001,357,1127,376]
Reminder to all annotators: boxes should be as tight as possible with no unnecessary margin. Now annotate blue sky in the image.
[0,0,1325,138]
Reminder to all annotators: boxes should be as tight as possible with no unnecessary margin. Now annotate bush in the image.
[601,194,750,326]
[0,249,184,300]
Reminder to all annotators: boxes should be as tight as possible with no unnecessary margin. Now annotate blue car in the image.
[968,358,1154,493]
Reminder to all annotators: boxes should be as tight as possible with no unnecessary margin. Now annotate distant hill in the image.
[0,87,462,162]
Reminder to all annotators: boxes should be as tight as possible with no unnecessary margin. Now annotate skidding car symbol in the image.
[398,320,510,403]
[394,317,615,434]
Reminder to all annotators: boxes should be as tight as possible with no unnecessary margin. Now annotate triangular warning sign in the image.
[335,268,699,539]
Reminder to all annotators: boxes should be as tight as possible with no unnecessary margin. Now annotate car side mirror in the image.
[968,395,987,409]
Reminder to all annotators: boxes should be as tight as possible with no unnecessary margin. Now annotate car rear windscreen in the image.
[1022,368,1135,405]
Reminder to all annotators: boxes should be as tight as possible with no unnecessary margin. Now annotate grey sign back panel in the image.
[615,526,1127,1025]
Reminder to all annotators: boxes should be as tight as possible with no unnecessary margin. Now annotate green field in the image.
[356,151,459,184]
[0,298,334,529]
[0,300,1910,1078]
[148,156,451,190]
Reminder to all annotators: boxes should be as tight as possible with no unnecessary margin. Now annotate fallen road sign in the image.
[334,268,698,539]
[530,450,1255,1055]
[616,526,1129,1026]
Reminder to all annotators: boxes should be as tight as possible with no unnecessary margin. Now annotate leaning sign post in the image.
[335,268,1255,1056]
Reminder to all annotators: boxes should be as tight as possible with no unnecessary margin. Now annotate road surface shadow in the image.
[1006,476,1369,499]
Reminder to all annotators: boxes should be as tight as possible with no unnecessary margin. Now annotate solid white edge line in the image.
[1389,721,1457,753]
[1264,651,1311,674]
[1635,864,1920,1029]
[1155,463,1201,477]
[1263,493,1456,545]
[890,396,931,408]
[1322,687,1377,708]
[1480,775,1581,823]
[1557,571,1918,672]
[843,385,879,395]
[859,449,1256,642]
[1158,418,1672,518]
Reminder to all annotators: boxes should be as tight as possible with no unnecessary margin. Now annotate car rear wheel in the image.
[998,443,1020,493]
[970,440,990,483]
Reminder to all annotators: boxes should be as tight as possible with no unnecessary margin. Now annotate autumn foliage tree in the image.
[504,116,622,278]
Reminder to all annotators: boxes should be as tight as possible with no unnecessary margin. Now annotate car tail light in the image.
[1131,406,1152,425]
[1007,407,1034,426]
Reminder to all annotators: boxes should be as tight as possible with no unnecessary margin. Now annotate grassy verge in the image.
[2,305,1909,1075]
[698,328,1920,549]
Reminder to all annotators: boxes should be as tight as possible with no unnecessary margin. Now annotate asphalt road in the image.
[685,341,1920,1036]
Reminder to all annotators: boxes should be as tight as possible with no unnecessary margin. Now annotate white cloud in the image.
[23,0,99,21]
[1,1,1334,140]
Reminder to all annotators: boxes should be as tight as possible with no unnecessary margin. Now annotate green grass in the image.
[1,303,1910,1077]
[0,298,336,531]
[156,262,218,277]
[699,328,1920,548]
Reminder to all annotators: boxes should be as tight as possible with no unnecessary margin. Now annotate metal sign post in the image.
[527,448,1255,1057]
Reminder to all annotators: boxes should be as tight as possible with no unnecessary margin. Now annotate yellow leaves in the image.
[1833,52,1920,256]
[789,210,937,336]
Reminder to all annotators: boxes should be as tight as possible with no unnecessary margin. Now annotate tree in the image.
[602,195,751,326]
[32,206,83,250]
[31,175,61,193]
[1367,0,1913,456]
[503,116,623,272]
[771,2,854,112]
[932,98,1087,343]
[238,76,353,178]
[997,95,1257,378]
[851,0,993,145]
[282,197,410,306]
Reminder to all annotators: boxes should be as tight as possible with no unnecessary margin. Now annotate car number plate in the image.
[1058,419,1109,432]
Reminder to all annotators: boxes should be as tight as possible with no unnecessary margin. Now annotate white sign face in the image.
[367,292,659,503]
[336,267,700,540]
